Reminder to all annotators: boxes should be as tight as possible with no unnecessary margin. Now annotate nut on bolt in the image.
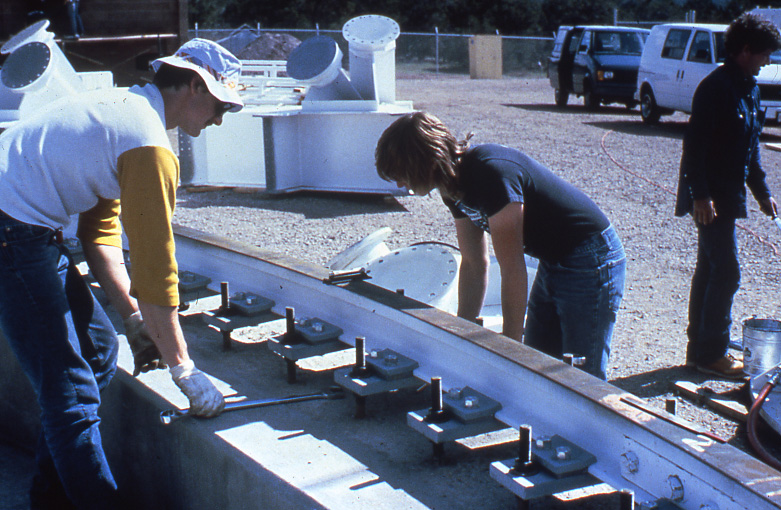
[555,445,571,461]
[621,451,639,474]
[535,436,552,450]
[667,474,684,502]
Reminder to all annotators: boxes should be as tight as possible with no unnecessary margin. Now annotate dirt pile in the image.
[237,33,300,61]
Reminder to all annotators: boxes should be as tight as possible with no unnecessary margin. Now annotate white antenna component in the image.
[0,19,83,122]
[286,35,361,101]
[342,15,400,103]
[1,19,54,54]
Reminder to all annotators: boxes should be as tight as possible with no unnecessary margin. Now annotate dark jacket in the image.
[675,59,772,218]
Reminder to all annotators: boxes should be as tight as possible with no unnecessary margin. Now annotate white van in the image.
[635,22,781,124]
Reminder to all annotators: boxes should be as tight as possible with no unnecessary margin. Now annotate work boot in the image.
[696,354,746,380]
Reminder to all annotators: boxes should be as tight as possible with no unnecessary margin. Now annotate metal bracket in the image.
[322,268,371,285]
[178,270,212,293]
[295,317,344,344]
[268,315,347,382]
[335,348,421,418]
[335,348,420,396]
[407,386,504,444]
[228,291,275,317]
[490,434,600,501]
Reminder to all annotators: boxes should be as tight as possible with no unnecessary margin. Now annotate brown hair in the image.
[375,112,471,198]
[725,12,781,56]
[153,63,205,91]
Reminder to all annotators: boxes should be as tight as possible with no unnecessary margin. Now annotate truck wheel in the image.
[554,88,569,107]
[583,85,600,110]
[640,89,661,124]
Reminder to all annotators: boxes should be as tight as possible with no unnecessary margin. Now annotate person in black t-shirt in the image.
[375,112,626,380]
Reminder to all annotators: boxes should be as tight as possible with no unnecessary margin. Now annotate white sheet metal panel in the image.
[186,110,268,187]
[182,105,411,194]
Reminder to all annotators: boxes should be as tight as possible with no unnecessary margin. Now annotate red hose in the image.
[747,372,781,471]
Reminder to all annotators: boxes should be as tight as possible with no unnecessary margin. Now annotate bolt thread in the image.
[220,282,229,310]
[285,307,295,334]
[518,425,533,464]
[431,377,443,411]
[355,337,366,368]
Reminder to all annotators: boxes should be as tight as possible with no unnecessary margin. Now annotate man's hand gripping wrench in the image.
[160,386,345,425]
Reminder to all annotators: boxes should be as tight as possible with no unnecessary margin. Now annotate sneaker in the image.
[696,354,747,380]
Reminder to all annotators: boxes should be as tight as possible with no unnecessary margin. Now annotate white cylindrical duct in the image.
[0,19,83,119]
[0,19,55,54]
[342,15,400,103]
[286,35,362,101]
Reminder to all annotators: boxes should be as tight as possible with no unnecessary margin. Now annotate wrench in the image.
[160,386,345,425]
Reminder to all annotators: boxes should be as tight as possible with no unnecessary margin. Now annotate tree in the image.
[617,0,684,23]
[188,0,544,34]
[540,0,620,33]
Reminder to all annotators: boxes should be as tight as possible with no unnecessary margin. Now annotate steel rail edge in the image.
[173,224,781,510]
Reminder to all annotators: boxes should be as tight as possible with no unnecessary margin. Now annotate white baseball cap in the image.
[152,38,243,112]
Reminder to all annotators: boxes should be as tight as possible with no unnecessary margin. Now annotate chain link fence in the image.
[190,26,553,78]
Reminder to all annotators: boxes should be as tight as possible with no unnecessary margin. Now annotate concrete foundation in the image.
[0,272,518,510]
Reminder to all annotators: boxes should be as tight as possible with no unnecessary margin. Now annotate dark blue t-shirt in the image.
[443,144,609,262]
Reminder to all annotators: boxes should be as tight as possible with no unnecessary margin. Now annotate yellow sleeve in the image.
[118,146,181,307]
[76,198,123,248]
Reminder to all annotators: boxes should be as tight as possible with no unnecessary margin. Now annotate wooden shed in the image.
[1,0,188,85]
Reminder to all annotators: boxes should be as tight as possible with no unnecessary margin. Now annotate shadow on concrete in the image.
[609,365,701,398]
[583,119,781,143]
[584,119,687,140]
[502,102,640,117]
[175,189,410,219]
[173,321,520,510]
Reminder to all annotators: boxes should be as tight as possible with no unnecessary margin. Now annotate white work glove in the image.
[123,311,166,377]
[169,360,225,417]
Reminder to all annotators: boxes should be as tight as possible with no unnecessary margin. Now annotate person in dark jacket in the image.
[675,12,781,379]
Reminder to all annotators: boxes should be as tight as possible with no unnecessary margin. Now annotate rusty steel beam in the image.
[172,224,781,510]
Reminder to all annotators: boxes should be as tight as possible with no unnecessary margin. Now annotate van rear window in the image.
[661,29,691,60]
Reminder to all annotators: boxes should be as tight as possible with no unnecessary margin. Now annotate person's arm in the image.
[455,217,489,323]
[747,89,776,218]
[136,301,190,367]
[80,227,136,321]
[117,145,223,416]
[78,200,166,376]
[487,203,527,342]
[680,76,720,213]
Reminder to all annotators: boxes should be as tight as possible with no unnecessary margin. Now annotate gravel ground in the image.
[173,74,781,454]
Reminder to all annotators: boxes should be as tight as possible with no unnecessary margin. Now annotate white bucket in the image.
[743,317,781,377]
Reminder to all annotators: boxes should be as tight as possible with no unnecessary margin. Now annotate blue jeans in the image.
[0,210,119,509]
[686,216,739,365]
[524,225,626,380]
[66,1,84,36]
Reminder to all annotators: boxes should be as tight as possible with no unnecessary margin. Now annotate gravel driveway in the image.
[173,74,781,451]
